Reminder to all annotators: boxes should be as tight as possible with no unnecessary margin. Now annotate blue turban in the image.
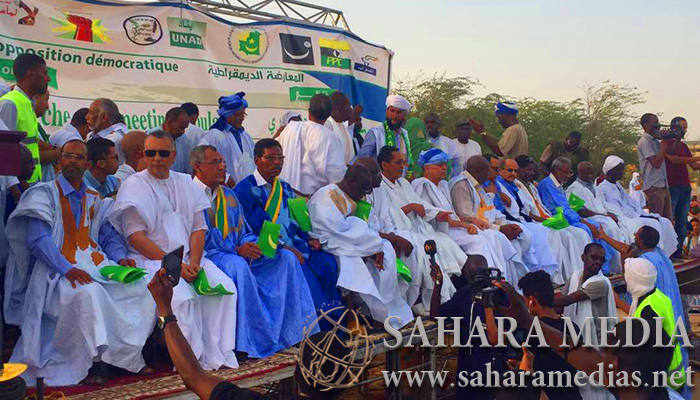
[417,148,449,167]
[210,92,248,131]
[495,101,518,115]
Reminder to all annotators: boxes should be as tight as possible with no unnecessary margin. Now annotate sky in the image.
[314,0,700,139]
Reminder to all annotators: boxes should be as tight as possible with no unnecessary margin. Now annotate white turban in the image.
[385,95,412,112]
[624,257,657,315]
[282,110,302,125]
[602,155,624,174]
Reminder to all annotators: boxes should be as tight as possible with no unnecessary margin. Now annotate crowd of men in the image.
[0,53,696,400]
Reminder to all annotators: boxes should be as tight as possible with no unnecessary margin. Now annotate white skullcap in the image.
[282,110,302,125]
[602,155,624,174]
[632,172,640,178]
[385,95,412,112]
[624,257,657,315]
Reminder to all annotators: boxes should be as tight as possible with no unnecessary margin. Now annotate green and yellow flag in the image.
[354,200,372,222]
[264,177,283,223]
[258,220,281,258]
[214,186,230,239]
[568,193,586,212]
[100,265,147,284]
[193,269,235,296]
[288,197,312,232]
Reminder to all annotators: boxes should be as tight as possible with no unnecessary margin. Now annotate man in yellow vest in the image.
[618,257,691,399]
[0,54,50,183]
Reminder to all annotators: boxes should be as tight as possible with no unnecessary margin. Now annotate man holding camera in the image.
[662,117,700,258]
[637,113,673,220]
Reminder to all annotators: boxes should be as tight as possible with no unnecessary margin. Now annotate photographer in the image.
[430,255,505,400]
[662,117,700,258]
[637,113,672,220]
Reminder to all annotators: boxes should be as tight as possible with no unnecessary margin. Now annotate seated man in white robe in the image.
[512,155,592,285]
[110,130,239,370]
[597,155,677,256]
[556,242,617,349]
[492,158,559,277]
[373,146,472,311]
[496,158,591,285]
[278,93,347,196]
[4,139,155,386]
[410,149,519,278]
[307,164,413,328]
[450,155,529,284]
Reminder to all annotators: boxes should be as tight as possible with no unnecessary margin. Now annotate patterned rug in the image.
[24,349,298,400]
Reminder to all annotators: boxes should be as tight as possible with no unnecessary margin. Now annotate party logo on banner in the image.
[51,12,112,43]
[279,33,314,66]
[1,0,39,25]
[319,38,350,70]
[354,55,377,76]
[167,17,207,50]
[123,15,162,46]
[228,27,269,63]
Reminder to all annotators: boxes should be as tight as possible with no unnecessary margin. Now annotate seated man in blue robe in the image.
[191,144,318,358]
[234,139,344,327]
[538,156,618,274]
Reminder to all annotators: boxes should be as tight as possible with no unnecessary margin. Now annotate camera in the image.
[470,268,506,308]
[653,119,686,140]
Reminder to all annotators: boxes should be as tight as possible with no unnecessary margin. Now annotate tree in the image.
[579,81,647,167]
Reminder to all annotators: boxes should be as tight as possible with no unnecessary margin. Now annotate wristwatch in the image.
[157,314,177,329]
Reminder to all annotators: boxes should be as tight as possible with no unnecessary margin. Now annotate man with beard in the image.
[200,92,255,184]
[424,113,460,178]
[470,101,528,159]
[357,95,415,178]
[4,139,155,386]
[307,164,413,328]
[277,94,346,196]
[596,155,677,256]
[324,91,356,164]
[234,139,343,329]
[85,98,128,163]
[147,107,192,174]
[83,137,120,197]
[0,54,51,183]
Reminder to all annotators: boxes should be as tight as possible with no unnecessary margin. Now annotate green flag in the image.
[257,220,281,258]
[288,197,312,232]
[396,258,412,283]
[542,207,570,230]
[100,265,147,284]
[354,200,372,222]
[568,193,586,212]
[193,269,235,296]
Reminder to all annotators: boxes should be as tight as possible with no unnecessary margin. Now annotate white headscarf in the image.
[624,257,657,315]
[282,110,302,125]
[602,155,624,174]
[385,95,412,112]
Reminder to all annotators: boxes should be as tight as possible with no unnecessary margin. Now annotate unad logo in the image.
[167,17,207,50]
[228,27,268,63]
[124,15,162,46]
[51,12,112,43]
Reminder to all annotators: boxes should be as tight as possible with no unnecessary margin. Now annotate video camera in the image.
[652,118,686,140]
[470,268,506,308]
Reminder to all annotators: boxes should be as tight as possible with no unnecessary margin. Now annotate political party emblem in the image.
[319,38,350,70]
[123,15,162,46]
[279,33,314,65]
[228,27,268,63]
[167,17,207,50]
[51,12,112,43]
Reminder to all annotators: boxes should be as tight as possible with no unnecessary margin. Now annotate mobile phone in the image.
[162,245,184,287]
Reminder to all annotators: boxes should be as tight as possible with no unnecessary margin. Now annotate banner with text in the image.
[0,0,391,137]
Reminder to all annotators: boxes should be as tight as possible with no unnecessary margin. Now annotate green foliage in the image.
[392,73,647,171]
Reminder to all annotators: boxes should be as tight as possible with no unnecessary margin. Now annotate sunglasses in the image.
[144,150,172,158]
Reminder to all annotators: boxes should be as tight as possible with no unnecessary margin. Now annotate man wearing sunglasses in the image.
[4,139,155,386]
[111,130,239,371]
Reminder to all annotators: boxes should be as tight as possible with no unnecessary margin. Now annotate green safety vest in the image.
[1,90,42,183]
[633,289,686,389]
